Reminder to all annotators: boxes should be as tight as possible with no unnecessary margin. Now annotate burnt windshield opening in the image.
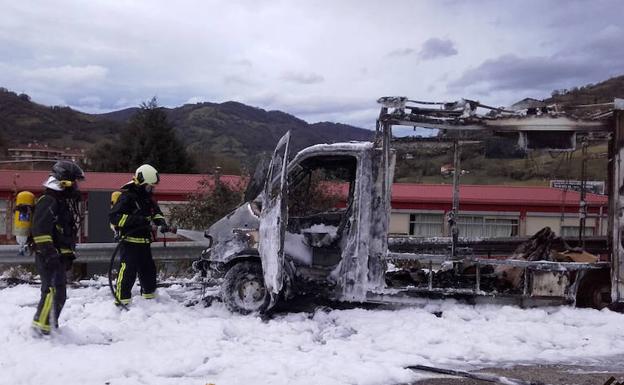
[288,155,356,219]
[285,155,357,267]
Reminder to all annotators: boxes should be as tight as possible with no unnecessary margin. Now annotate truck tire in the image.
[576,269,611,309]
[221,261,270,314]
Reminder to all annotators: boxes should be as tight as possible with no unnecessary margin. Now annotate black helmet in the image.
[51,160,85,182]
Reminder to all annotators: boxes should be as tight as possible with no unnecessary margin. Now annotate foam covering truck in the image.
[195,97,624,314]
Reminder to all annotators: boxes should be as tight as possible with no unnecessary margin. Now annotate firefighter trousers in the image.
[115,242,157,304]
[33,253,67,333]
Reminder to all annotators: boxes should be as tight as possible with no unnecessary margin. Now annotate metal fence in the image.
[0,242,206,264]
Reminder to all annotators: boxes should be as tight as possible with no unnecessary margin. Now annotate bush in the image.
[168,176,245,230]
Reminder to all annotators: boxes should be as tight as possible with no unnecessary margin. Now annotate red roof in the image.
[0,170,242,196]
[390,183,607,207]
[0,170,607,208]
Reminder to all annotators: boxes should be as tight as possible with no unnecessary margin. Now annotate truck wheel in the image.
[576,270,611,309]
[221,261,270,314]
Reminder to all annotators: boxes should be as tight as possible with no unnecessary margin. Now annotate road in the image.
[413,357,624,385]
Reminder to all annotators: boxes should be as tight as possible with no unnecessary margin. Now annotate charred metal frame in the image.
[610,100,624,303]
[201,97,623,312]
[375,97,623,306]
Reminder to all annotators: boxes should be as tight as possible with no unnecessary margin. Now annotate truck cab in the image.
[201,134,392,313]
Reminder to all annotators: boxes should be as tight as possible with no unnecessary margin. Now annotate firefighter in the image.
[109,164,170,305]
[31,160,84,335]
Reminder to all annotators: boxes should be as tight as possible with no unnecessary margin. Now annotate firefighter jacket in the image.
[31,189,78,257]
[109,182,165,244]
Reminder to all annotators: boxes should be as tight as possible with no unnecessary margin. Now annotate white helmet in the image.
[134,164,160,186]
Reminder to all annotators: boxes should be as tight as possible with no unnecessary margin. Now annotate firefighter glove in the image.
[38,243,60,268]
[62,251,76,271]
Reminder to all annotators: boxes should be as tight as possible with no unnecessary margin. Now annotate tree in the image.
[88,97,194,173]
[0,130,6,159]
[168,175,245,230]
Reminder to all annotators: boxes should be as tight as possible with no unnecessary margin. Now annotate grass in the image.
[394,142,608,185]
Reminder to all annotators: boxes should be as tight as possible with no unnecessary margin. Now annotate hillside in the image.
[0,88,122,149]
[545,74,624,105]
[1,72,621,180]
[396,75,624,185]
[394,140,607,186]
[99,101,372,159]
[0,89,373,172]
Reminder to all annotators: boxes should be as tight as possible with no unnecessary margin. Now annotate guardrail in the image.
[0,242,207,264]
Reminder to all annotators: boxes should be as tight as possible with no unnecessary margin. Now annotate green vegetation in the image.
[0,87,123,150]
[88,98,195,173]
[0,73,621,179]
[394,142,607,186]
[547,75,624,105]
[0,88,372,174]
[168,176,245,229]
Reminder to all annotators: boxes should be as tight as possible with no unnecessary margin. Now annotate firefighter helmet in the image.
[51,160,85,187]
[134,164,160,186]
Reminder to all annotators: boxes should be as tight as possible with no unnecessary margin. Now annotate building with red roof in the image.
[0,170,241,201]
[385,183,607,238]
[0,170,240,243]
[0,170,608,243]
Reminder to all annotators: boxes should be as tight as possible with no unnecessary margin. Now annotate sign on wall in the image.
[550,180,605,195]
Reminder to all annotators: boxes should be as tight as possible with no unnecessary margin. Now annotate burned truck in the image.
[196,97,623,314]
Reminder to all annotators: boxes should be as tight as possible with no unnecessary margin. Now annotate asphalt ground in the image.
[412,356,624,385]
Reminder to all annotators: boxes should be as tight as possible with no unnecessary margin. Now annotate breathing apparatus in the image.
[13,191,35,255]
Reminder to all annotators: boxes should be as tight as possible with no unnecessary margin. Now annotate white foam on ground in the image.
[2,283,624,385]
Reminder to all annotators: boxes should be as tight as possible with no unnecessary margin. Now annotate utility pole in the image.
[579,140,588,248]
[214,166,222,188]
[450,139,461,259]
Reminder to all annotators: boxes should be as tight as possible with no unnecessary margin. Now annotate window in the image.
[0,200,7,235]
[560,226,594,237]
[409,213,444,237]
[457,215,519,238]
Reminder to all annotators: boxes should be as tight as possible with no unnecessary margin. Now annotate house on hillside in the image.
[4,142,88,170]
[7,142,87,164]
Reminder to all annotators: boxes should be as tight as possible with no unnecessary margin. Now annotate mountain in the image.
[0,88,373,172]
[0,88,123,149]
[97,101,373,159]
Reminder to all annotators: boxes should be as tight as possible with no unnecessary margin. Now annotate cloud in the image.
[387,38,457,60]
[419,38,458,60]
[1,1,623,125]
[76,95,102,108]
[449,54,591,92]
[242,92,378,127]
[22,65,108,86]
[185,96,208,104]
[232,59,253,68]
[224,74,255,86]
[387,48,415,58]
[281,71,324,85]
[449,24,624,99]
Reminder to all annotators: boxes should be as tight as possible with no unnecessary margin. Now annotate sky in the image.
[0,0,623,129]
